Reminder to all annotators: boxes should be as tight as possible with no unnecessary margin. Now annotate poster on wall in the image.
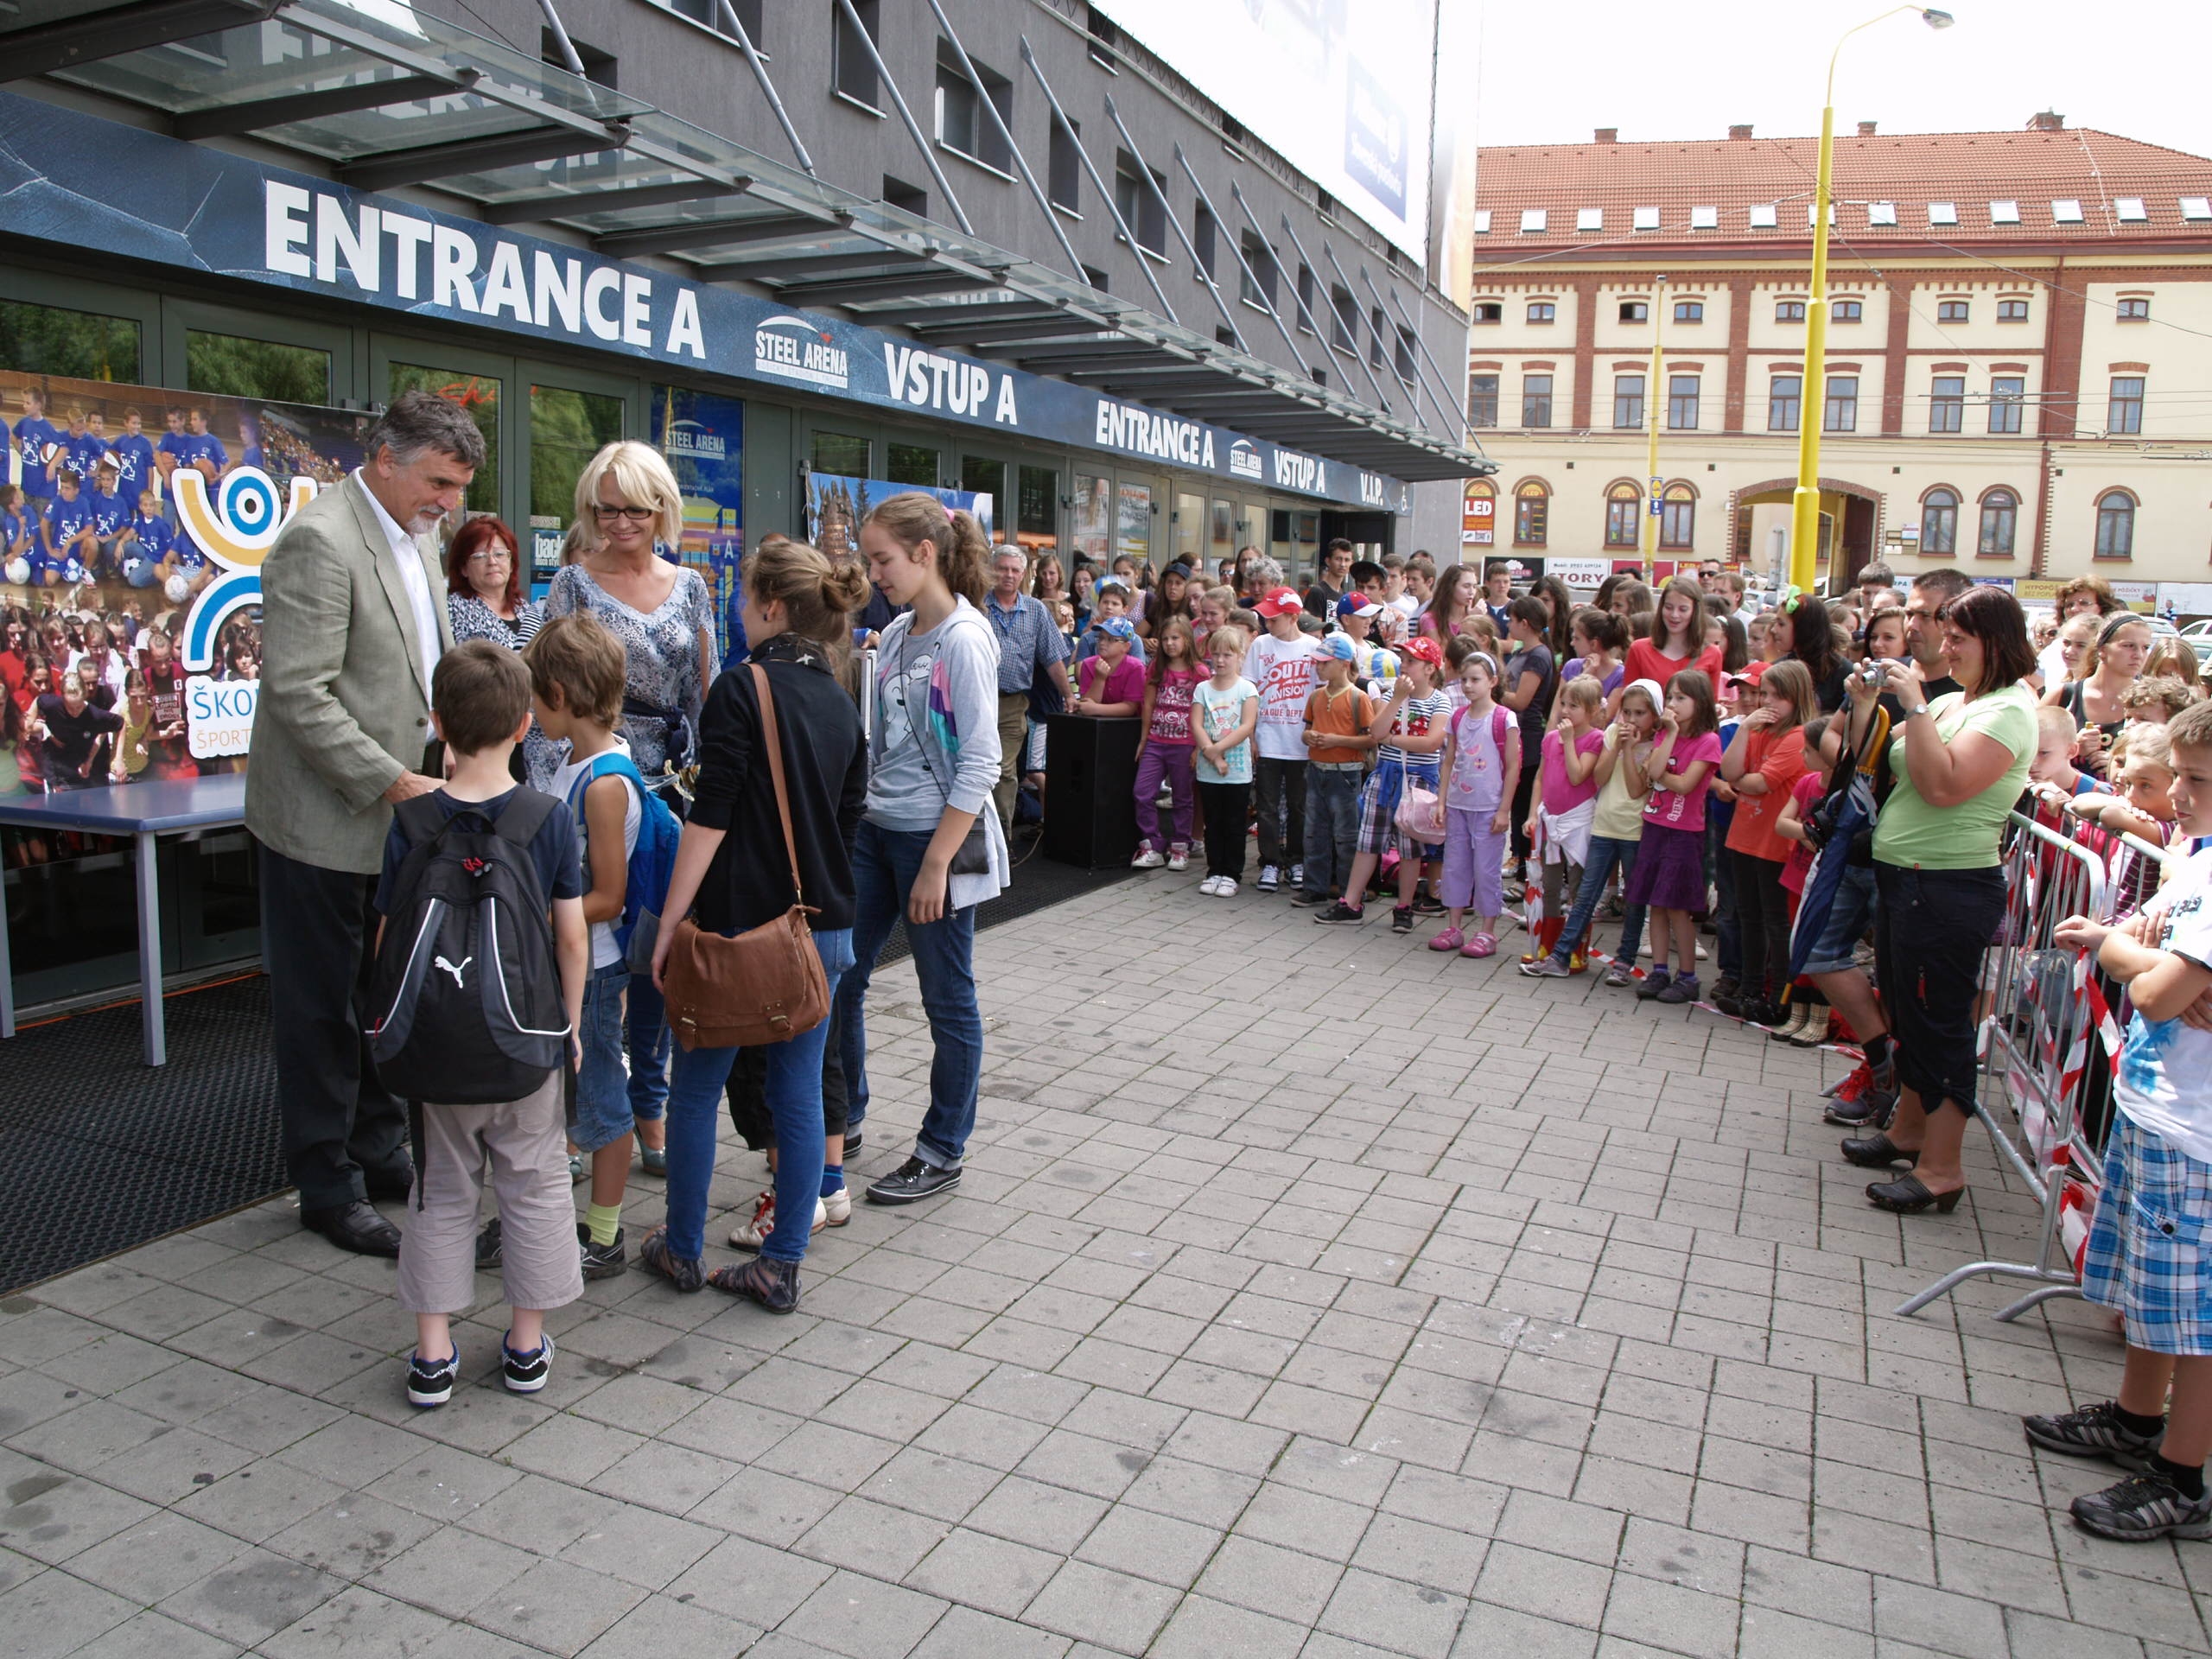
[1071,474,1112,565]
[1460,482,1494,547]
[1546,558,1611,591]
[3,368,376,783]
[805,474,991,563]
[651,385,743,657]
[1116,481,1154,567]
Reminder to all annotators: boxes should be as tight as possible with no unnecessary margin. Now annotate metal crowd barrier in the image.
[1894,809,2110,1320]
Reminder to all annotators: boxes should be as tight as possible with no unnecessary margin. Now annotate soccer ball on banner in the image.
[4,558,28,587]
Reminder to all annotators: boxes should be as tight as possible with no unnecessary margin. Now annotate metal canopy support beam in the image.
[594,213,853,260]
[1354,265,1453,438]
[1379,279,1478,453]
[715,0,814,175]
[1102,93,1245,352]
[1264,201,1392,420]
[3,0,279,80]
[535,0,585,75]
[832,0,973,236]
[929,322,1117,352]
[1017,36,1180,327]
[1171,144,1311,383]
[1015,348,1185,374]
[927,0,1084,283]
[339,121,632,191]
[171,68,480,139]
[1315,232,1405,421]
[484,181,747,226]
[781,269,1001,306]
[722,249,938,283]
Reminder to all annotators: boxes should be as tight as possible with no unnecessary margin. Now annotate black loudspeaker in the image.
[1043,715,1142,869]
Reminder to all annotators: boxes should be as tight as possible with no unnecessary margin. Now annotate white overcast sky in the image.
[1469,1,2211,160]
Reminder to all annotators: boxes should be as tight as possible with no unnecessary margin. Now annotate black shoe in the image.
[2024,1400,2163,1471]
[579,1224,627,1280]
[1742,1001,1783,1030]
[501,1333,554,1394]
[1391,906,1414,934]
[1411,892,1446,916]
[302,1199,401,1258]
[1823,1093,1891,1128]
[1841,1131,1919,1169]
[839,1130,861,1158]
[866,1156,963,1205]
[1288,889,1332,908]
[360,1159,416,1202]
[405,1349,458,1408]
[2069,1470,2212,1541]
[709,1255,802,1313]
[1712,989,1745,1019]
[1313,900,1366,925]
[475,1217,503,1268]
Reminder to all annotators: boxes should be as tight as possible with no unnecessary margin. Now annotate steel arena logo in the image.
[168,467,318,672]
[753,315,850,391]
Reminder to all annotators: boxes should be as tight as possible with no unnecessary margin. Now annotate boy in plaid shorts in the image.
[2029,697,2212,1541]
[1313,638,1451,933]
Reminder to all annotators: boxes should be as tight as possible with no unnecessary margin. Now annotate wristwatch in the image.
[1906,703,1929,719]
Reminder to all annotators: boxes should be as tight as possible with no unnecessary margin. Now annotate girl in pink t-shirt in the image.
[1624,669,1724,1004]
[1520,675,1606,965]
[1132,617,1207,869]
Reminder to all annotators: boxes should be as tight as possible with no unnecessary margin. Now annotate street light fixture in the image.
[1788,5,1955,594]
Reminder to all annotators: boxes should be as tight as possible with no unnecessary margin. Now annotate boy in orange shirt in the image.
[1294,634,1375,907]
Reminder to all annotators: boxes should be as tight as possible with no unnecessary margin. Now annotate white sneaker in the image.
[1131,848,1165,869]
[1257,864,1281,893]
[822,1185,852,1226]
[1290,863,1305,887]
[1216,877,1237,896]
[728,1190,828,1251]
[1196,874,1218,895]
[1166,848,1189,872]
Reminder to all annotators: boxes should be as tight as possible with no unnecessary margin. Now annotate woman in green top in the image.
[1841,586,2038,1215]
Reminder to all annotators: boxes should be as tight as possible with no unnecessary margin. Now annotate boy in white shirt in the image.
[2033,697,2212,1541]
[1245,588,1318,893]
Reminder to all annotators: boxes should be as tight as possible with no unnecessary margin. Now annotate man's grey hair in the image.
[992,543,1027,565]
[1250,555,1284,588]
[365,390,487,471]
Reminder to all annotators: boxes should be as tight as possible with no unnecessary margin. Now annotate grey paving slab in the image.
[1,874,2203,1656]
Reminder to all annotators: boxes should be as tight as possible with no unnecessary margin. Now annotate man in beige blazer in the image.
[246,391,480,1256]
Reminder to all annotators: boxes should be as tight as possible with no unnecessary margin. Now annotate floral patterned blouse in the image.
[448,589,559,788]
[543,561,713,779]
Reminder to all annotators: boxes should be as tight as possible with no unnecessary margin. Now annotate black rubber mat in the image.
[0,976,283,1295]
[3,851,1131,1294]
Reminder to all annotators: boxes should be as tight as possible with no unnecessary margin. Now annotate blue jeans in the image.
[1552,834,1646,966]
[626,969,670,1123]
[836,819,983,1169]
[573,961,632,1154]
[663,927,853,1263]
[1302,767,1361,898]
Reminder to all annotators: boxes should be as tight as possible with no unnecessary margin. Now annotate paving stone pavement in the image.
[3,867,2209,1658]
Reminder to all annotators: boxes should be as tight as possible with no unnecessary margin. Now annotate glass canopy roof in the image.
[21,0,1487,479]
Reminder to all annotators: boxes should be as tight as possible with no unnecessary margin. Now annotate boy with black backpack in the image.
[371,640,587,1407]
[527,613,679,1280]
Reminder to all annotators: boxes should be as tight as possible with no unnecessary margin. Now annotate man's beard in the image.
[405,510,446,537]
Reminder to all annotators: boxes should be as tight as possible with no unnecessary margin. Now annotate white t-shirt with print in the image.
[2116,842,2212,1164]
[1245,629,1318,762]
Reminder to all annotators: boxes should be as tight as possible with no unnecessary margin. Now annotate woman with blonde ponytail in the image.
[835,492,1008,1207]
[641,535,870,1309]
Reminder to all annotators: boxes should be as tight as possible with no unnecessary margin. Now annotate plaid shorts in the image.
[1356,764,1440,856]
[2080,1113,2212,1356]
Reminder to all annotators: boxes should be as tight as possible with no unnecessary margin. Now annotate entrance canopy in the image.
[6,0,1492,485]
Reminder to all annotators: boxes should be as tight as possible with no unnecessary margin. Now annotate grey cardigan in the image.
[245,473,456,874]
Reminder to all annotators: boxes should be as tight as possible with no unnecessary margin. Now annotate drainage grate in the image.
[3,850,1133,1293]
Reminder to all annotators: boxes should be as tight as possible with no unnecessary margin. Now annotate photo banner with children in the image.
[805,473,993,560]
[650,385,744,659]
[5,368,374,780]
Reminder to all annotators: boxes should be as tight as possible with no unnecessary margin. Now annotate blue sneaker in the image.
[502,1333,555,1394]
[406,1349,459,1408]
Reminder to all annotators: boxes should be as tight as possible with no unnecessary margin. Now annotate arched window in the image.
[1604,481,1642,548]
[1514,480,1549,547]
[2095,491,2135,560]
[1977,489,2018,557]
[1659,482,1697,550]
[1922,488,1959,556]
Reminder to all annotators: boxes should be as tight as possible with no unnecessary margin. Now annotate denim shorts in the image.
[1800,861,1879,976]
[572,959,632,1154]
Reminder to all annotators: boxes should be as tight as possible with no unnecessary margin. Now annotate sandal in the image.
[1840,1132,1919,1170]
[708,1255,802,1313]
[1461,932,1497,959]
[1866,1174,1966,1215]
[1427,926,1465,952]
[637,1224,705,1293]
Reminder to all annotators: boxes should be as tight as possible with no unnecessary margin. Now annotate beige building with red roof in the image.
[1460,114,2212,603]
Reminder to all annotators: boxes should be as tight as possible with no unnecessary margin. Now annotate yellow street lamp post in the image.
[1788,5,1955,594]
[1643,273,1666,576]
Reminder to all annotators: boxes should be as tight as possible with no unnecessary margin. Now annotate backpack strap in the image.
[391,792,447,848]
[1491,704,1510,754]
[749,663,806,907]
[490,788,558,849]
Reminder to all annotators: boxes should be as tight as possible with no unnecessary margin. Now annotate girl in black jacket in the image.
[643,536,868,1312]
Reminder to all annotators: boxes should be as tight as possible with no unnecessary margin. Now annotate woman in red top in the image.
[1615,575,1722,715]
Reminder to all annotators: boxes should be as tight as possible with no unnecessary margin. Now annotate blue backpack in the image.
[564,751,683,969]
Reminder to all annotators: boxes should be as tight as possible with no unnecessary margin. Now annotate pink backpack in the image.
[1449,702,1510,763]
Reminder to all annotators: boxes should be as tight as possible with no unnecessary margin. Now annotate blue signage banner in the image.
[0,91,1414,512]
[651,385,744,656]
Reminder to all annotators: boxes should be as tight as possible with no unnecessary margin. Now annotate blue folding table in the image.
[0,773,251,1065]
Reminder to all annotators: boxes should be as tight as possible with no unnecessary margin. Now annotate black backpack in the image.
[367,790,569,1108]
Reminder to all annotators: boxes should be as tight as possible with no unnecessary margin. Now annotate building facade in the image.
[1461,115,2212,600]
